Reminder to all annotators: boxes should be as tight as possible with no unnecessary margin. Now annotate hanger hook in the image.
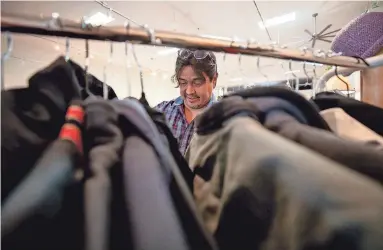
[102,41,113,99]
[335,66,350,97]
[238,39,249,79]
[65,37,70,61]
[1,31,13,90]
[288,60,297,78]
[143,24,160,45]
[131,42,144,95]
[223,38,235,62]
[288,60,300,91]
[256,56,268,81]
[124,21,132,97]
[303,61,309,82]
[83,39,93,97]
[280,61,292,89]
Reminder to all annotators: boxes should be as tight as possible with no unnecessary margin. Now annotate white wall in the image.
[3,57,180,107]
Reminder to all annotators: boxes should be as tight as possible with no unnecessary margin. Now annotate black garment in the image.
[312,91,383,136]
[124,96,194,191]
[83,97,124,250]
[198,87,383,185]
[113,98,218,250]
[1,57,117,201]
[123,136,188,250]
[2,101,84,250]
[227,86,331,130]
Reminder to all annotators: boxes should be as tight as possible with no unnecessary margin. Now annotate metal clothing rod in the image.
[316,54,383,92]
[0,12,372,69]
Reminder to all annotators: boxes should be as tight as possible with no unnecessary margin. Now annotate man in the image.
[155,49,218,155]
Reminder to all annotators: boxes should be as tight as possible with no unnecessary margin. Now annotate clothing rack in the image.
[316,54,383,92]
[0,12,376,70]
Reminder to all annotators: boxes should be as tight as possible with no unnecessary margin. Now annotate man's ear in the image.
[212,73,218,89]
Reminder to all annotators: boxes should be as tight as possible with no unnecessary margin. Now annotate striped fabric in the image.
[155,95,216,155]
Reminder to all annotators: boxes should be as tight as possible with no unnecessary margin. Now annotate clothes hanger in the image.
[289,60,299,91]
[302,61,311,88]
[1,32,13,90]
[78,16,95,98]
[102,41,113,100]
[125,41,132,97]
[280,62,293,89]
[124,22,132,97]
[238,41,246,84]
[256,56,268,82]
[65,37,70,62]
[334,66,350,97]
[129,23,160,105]
[83,39,94,97]
[130,40,147,105]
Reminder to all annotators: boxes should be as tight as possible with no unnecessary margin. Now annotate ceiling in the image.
[1,1,374,104]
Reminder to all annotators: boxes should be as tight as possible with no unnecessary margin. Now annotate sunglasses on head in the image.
[178,49,216,62]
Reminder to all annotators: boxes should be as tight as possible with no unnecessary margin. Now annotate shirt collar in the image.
[174,94,216,107]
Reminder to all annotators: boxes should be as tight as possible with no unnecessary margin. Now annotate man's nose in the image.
[185,84,195,94]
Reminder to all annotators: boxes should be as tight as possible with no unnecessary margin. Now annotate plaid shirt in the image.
[155,95,216,155]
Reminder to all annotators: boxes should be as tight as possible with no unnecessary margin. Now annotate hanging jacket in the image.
[125,96,194,191]
[2,101,85,250]
[221,87,383,185]
[1,57,117,201]
[111,98,218,250]
[312,91,383,136]
[186,95,383,250]
[123,136,189,250]
[320,107,383,145]
[83,97,124,250]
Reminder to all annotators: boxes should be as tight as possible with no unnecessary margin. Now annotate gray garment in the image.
[112,98,218,250]
[1,140,78,237]
[113,99,171,178]
[123,136,188,250]
[248,97,383,185]
[197,95,383,185]
[186,116,383,250]
[249,97,308,124]
[84,98,124,250]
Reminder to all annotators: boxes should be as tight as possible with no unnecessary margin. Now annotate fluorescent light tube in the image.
[84,12,115,26]
[258,12,296,29]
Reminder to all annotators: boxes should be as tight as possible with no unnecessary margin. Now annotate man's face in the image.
[178,65,217,110]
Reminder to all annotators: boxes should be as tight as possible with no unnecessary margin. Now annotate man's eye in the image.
[179,82,187,85]
[194,80,204,85]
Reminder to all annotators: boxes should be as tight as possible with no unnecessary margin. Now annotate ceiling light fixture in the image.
[84,12,115,26]
[258,12,296,30]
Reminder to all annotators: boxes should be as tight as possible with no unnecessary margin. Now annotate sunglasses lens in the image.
[194,50,208,60]
[179,49,191,59]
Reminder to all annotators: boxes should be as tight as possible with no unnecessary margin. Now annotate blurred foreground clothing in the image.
[312,91,383,136]
[1,57,117,201]
[186,87,383,250]
[2,58,214,250]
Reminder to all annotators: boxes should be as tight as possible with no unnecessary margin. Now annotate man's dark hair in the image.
[171,49,218,88]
